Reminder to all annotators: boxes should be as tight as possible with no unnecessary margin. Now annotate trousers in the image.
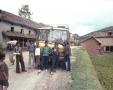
[29,52,35,66]
[62,54,71,71]
[40,56,49,70]
[35,56,40,68]
[16,55,25,73]
[51,54,59,72]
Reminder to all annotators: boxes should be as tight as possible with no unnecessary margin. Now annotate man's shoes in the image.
[38,70,41,73]
[22,70,27,72]
[16,72,21,73]
[46,69,48,72]
[38,70,41,74]
[50,72,53,75]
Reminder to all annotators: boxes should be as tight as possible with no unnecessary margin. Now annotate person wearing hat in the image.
[40,40,51,71]
[50,42,59,75]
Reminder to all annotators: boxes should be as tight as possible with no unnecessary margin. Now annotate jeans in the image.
[62,54,70,71]
[40,56,49,70]
[51,54,59,72]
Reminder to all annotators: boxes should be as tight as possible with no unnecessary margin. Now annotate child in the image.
[35,42,40,69]
[40,40,51,71]
[51,42,59,75]
[14,42,26,73]
[0,52,9,90]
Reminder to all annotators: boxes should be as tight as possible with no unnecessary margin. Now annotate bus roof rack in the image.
[50,24,69,29]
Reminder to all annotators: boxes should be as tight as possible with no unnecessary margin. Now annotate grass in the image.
[67,48,103,90]
[91,54,113,90]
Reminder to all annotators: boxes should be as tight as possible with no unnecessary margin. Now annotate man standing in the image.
[51,42,59,75]
[40,40,51,71]
[27,40,35,69]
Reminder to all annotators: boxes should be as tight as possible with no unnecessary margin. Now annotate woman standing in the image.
[62,40,71,71]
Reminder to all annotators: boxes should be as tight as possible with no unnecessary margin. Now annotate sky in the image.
[0,0,113,36]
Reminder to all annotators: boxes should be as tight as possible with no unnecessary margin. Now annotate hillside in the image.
[73,33,80,39]
[79,26,113,42]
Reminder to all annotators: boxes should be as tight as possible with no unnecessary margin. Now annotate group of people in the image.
[0,40,71,90]
[27,40,71,74]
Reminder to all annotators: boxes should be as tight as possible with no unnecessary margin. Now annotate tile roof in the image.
[0,10,45,30]
[95,37,113,46]
[2,31,37,39]
[81,37,101,44]
[92,31,113,37]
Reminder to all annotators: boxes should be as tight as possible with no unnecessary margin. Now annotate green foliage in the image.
[18,4,33,19]
[67,48,103,90]
[91,54,113,90]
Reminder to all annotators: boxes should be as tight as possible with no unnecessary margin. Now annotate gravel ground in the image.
[4,47,76,90]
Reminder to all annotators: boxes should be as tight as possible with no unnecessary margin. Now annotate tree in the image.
[18,5,33,19]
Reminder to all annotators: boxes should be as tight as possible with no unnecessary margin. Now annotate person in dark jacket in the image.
[50,42,59,75]
[62,40,71,71]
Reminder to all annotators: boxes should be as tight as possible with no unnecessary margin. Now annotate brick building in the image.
[81,30,113,55]
[81,37,101,56]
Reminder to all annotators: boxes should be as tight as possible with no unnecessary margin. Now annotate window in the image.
[110,46,113,52]
[21,29,24,34]
[108,32,112,36]
[11,27,14,32]
[29,30,31,34]
[106,46,110,51]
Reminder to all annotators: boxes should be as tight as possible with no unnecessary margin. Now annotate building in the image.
[0,10,45,48]
[81,37,101,56]
[74,37,79,46]
[81,30,113,55]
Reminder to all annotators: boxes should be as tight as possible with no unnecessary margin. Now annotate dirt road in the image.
[4,48,75,90]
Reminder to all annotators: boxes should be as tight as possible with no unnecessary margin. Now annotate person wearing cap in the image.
[27,40,35,69]
[50,42,59,75]
[40,40,51,71]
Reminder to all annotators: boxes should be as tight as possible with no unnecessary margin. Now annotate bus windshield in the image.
[38,30,67,44]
